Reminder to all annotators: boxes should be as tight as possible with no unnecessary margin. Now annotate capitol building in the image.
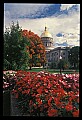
[40,25,70,66]
[41,26,54,52]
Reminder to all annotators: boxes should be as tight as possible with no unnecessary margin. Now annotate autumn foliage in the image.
[22,30,46,67]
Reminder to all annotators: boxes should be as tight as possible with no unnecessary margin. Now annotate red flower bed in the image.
[12,71,79,117]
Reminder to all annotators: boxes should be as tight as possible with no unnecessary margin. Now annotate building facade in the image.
[40,26,70,66]
[46,47,70,65]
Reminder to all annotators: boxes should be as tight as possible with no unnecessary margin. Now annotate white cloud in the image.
[60,4,78,11]
[4,4,80,47]
[4,3,51,19]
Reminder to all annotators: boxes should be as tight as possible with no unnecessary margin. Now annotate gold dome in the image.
[41,26,52,38]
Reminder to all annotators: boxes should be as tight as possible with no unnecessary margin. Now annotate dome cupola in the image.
[41,26,52,38]
[40,25,54,52]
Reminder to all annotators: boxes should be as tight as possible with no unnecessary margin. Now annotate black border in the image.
[1,0,81,119]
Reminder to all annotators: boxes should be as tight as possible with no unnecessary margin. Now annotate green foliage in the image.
[3,21,30,70]
[3,59,11,70]
[68,46,79,69]
[58,59,70,70]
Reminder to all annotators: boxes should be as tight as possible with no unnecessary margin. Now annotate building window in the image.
[63,53,65,55]
[52,53,53,56]
[50,42,51,46]
[46,42,47,46]
[55,52,57,54]
[56,57,58,61]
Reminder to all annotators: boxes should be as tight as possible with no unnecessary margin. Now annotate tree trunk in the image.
[29,66,32,70]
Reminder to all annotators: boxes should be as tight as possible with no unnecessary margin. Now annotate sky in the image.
[4,3,80,47]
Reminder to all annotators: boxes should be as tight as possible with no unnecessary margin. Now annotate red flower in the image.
[44,89,48,93]
[48,97,52,106]
[36,98,42,106]
[77,98,79,103]
[65,104,73,111]
[54,97,60,103]
[55,101,61,108]
[48,108,58,116]
[37,88,43,94]
[73,110,79,117]
[12,70,79,116]
[15,93,18,98]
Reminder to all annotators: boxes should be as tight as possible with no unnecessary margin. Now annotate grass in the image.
[27,68,79,74]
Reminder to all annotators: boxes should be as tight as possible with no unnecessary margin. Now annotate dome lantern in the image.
[45,24,47,31]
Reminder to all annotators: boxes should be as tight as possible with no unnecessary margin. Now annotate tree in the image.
[57,59,70,70]
[3,21,30,70]
[68,46,79,69]
[22,30,46,69]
